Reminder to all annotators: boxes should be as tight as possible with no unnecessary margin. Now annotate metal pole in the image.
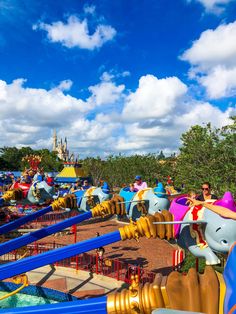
[153,220,206,225]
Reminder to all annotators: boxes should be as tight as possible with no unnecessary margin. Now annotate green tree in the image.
[0,146,63,172]
[83,157,106,185]
[175,124,220,193]
[214,116,236,195]
[0,146,33,170]
[35,149,63,172]
[175,118,236,197]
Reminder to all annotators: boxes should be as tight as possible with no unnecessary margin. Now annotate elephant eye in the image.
[220,239,228,245]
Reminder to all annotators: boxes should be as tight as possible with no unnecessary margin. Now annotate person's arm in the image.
[187,198,236,219]
[203,202,236,219]
[143,182,148,189]
[186,198,204,206]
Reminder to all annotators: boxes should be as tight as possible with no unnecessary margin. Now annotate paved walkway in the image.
[20,265,124,298]
[41,217,178,275]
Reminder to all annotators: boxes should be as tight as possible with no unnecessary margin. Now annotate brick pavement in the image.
[42,217,178,276]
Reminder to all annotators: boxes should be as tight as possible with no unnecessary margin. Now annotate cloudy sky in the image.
[0,0,235,157]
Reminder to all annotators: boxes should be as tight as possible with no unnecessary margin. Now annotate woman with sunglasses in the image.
[196,182,218,201]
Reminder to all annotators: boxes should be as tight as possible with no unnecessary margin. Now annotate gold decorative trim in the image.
[51,194,77,211]
[107,275,166,314]
[118,213,174,241]
[2,188,23,201]
[91,195,126,217]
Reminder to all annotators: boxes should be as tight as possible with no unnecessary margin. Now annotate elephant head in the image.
[204,209,236,253]
[125,188,170,221]
[27,181,55,204]
[204,192,236,254]
[178,192,236,265]
[78,187,110,212]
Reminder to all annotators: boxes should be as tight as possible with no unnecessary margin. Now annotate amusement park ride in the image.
[0,157,235,313]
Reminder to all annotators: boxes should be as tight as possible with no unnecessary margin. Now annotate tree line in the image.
[83,116,236,197]
[0,116,235,197]
[0,147,63,172]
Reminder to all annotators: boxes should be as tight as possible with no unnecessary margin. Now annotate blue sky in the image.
[0,0,235,158]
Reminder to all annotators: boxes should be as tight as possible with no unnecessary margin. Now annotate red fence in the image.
[20,211,77,229]
[1,242,156,284]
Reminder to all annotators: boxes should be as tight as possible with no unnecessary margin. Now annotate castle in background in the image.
[52,130,69,161]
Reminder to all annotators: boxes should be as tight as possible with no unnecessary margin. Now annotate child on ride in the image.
[133,176,147,191]
[129,183,138,192]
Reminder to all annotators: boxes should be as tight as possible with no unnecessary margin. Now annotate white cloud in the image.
[175,101,234,127]
[0,74,234,157]
[199,66,236,98]
[100,71,115,82]
[56,79,73,91]
[181,22,236,67]
[83,4,96,15]
[122,75,187,121]
[189,0,234,13]
[116,100,235,154]
[71,118,119,141]
[34,15,116,50]
[0,78,88,147]
[88,75,125,107]
[181,21,236,98]
[117,75,235,154]
[100,70,130,82]
[121,71,131,77]
[0,76,123,154]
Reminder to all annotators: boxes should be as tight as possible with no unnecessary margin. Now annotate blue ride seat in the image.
[101,182,110,194]
[153,182,167,198]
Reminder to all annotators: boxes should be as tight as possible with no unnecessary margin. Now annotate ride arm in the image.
[0,196,127,255]
[0,205,52,235]
[0,195,76,235]
[0,211,92,256]
[0,213,173,280]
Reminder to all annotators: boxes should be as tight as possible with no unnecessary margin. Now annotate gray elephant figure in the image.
[120,187,170,221]
[170,192,236,265]
[27,181,55,204]
[74,187,110,212]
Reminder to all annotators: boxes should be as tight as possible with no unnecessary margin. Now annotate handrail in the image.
[0,274,28,301]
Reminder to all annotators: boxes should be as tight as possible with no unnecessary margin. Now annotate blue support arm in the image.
[0,205,53,235]
[224,242,236,314]
[0,296,108,313]
[0,231,122,280]
[0,211,92,256]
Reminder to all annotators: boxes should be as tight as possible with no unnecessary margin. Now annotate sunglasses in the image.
[202,187,209,191]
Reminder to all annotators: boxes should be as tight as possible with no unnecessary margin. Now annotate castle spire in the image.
[53,129,57,151]
[52,130,69,161]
